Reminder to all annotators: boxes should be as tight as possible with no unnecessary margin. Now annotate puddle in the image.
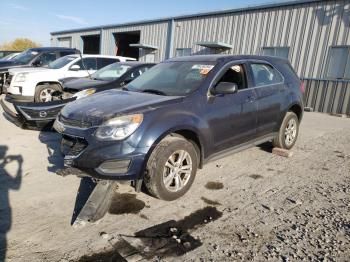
[77,207,222,261]
[201,197,221,206]
[205,181,224,190]
[249,174,263,179]
[109,193,145,215]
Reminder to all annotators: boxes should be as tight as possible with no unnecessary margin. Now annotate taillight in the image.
[300,81,305,93]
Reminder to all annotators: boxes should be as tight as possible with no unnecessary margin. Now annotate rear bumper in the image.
[0,97,75,130]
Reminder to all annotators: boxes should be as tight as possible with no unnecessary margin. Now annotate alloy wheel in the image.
[162,150,193,192]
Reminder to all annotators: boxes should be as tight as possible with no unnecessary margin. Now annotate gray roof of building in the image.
[51,0,323,35]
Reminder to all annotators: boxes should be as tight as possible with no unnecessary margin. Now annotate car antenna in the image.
[77,49,92,79]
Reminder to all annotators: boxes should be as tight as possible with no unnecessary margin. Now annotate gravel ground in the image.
[0,106,349,262]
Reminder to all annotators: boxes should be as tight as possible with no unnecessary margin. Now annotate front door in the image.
[206,63,257,153]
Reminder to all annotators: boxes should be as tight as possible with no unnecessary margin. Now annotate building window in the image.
[327,46,350,79]
[175,48,192,57]
[262,47,289,59]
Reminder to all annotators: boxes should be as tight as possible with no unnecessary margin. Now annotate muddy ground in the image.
[0,107,349,262]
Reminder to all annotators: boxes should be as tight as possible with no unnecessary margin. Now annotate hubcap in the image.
[284,118,297,146]
[162,150,193,192]
[39,88,55,102]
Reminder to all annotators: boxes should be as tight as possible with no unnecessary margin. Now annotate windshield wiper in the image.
[141,89,167,96]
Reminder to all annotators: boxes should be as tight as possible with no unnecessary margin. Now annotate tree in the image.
[0,38,41,51]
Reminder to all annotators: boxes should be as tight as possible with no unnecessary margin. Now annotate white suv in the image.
[5,54,135,102]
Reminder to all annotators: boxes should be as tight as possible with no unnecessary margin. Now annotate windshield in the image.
[13,50,39,64]
[91,63,131,81]
[127,61,216,96]
[48,56,76,69]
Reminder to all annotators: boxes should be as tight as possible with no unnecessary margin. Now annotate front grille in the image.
[61,135,88,156]
[59,114,91,128]
[19,105,64,119]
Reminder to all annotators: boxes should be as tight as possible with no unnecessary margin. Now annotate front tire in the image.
[34,83,61,102]
[144,136,198,201]
[273,111,299,150]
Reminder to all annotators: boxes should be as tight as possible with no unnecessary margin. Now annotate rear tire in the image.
[144,136,198,201]
[34,84,61,102]
[273,111,299,150]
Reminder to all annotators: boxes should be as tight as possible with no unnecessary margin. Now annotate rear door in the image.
[206,62,257,153]
[248,62,285,137]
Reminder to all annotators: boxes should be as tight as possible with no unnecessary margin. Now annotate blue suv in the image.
[54,55,304,200]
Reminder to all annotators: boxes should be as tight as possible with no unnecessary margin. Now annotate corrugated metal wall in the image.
[51,30,101,52]
[50,0,350,115]
[101,22,169,62]
[303,79,350,115]
[172,0,350,79]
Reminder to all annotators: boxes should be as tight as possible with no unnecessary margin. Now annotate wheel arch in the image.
[288,103,303,121]
[35,81,63,89]
[141,127,205,180]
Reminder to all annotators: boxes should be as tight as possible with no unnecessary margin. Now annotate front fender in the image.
[133,108,211,162]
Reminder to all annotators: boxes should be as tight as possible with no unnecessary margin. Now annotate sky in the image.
[0,0,291,46]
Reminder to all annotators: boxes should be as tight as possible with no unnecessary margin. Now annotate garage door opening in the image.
[82,35,100,54]
[113,31,140,59]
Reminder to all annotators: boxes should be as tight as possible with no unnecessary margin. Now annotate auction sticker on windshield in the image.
[192,64,214,75]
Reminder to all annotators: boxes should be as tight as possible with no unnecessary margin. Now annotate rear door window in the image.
[74,58,97,70]
[97,58,119,69]
[250,63,283,87]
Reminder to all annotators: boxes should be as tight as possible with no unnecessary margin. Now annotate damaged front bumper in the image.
[0,97,76,130]
[53,117,150,182]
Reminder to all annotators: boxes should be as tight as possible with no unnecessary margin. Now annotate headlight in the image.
[73,88,96,99]
[95,114,143,141]
[14,73,28,82]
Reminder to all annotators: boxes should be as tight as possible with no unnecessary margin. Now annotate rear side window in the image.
[97,58,119,69]
[250,63,283,87]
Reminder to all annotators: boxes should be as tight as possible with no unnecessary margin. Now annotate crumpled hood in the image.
[63,78,110,91]
[61,89,183,126]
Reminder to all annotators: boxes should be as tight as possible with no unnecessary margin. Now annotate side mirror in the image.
[211,82,238,95]
[70,65,81,71]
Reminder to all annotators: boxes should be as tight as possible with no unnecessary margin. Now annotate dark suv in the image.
[0,47,78,93]
[54,55,304,201]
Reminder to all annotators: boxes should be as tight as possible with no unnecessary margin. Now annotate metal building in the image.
[51,0,350,115]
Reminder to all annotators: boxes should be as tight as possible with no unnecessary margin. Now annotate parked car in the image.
[0,47,79,94]
[0,62,155,129]
[0,52,20,61]
[3,54,135,103]
[52,55,304,201]
[0,50,20,59]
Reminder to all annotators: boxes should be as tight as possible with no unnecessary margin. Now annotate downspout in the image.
[165,19,175,60]
[99,28,103,54]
